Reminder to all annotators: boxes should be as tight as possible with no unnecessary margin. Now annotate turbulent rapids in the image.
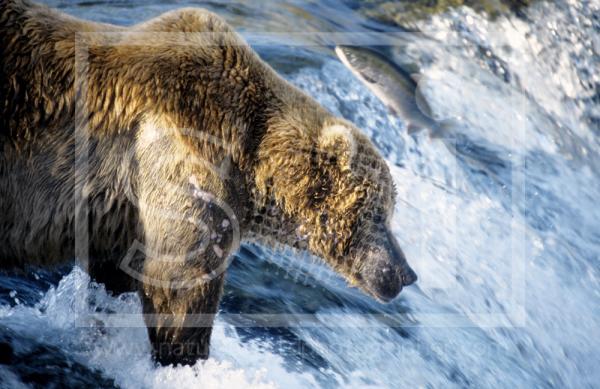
[1,0,599,388]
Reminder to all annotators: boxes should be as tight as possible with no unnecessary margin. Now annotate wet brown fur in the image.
[0,0,401,365]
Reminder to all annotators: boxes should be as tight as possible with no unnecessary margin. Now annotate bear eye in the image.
[319,212,328,225]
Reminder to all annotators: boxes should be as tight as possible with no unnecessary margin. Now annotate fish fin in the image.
[407,123,425,135]
[414,86,434,118]
[411,72,423,82]
[396,60,421,76]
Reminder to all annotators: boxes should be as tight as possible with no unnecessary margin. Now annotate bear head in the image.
[253,115,417,302]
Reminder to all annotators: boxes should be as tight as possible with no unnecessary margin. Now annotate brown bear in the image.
[0,0,417,365]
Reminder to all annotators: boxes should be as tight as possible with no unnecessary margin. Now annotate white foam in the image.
[0,268,318,389]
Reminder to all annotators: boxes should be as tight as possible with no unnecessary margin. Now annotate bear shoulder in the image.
[0,2,251,141]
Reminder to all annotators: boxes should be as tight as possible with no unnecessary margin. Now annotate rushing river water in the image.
[1,0,599,388]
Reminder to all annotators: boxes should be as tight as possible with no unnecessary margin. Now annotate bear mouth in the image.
[362,281,403,303]
[353,228,418,303]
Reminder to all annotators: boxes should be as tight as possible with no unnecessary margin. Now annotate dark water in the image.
[1,0,599,388]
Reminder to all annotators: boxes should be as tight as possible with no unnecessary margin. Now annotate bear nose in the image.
[402,267,418,286]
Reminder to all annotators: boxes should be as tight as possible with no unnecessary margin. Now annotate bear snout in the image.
[358,229,417,303]
[385,229,417,287]
[365,263,416,303]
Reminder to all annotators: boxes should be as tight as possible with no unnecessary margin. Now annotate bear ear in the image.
[318,124,356,171]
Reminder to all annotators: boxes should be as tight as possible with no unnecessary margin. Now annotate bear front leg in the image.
[140,269,225,365]
[135,176,239,366]
[132,126,243,365]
